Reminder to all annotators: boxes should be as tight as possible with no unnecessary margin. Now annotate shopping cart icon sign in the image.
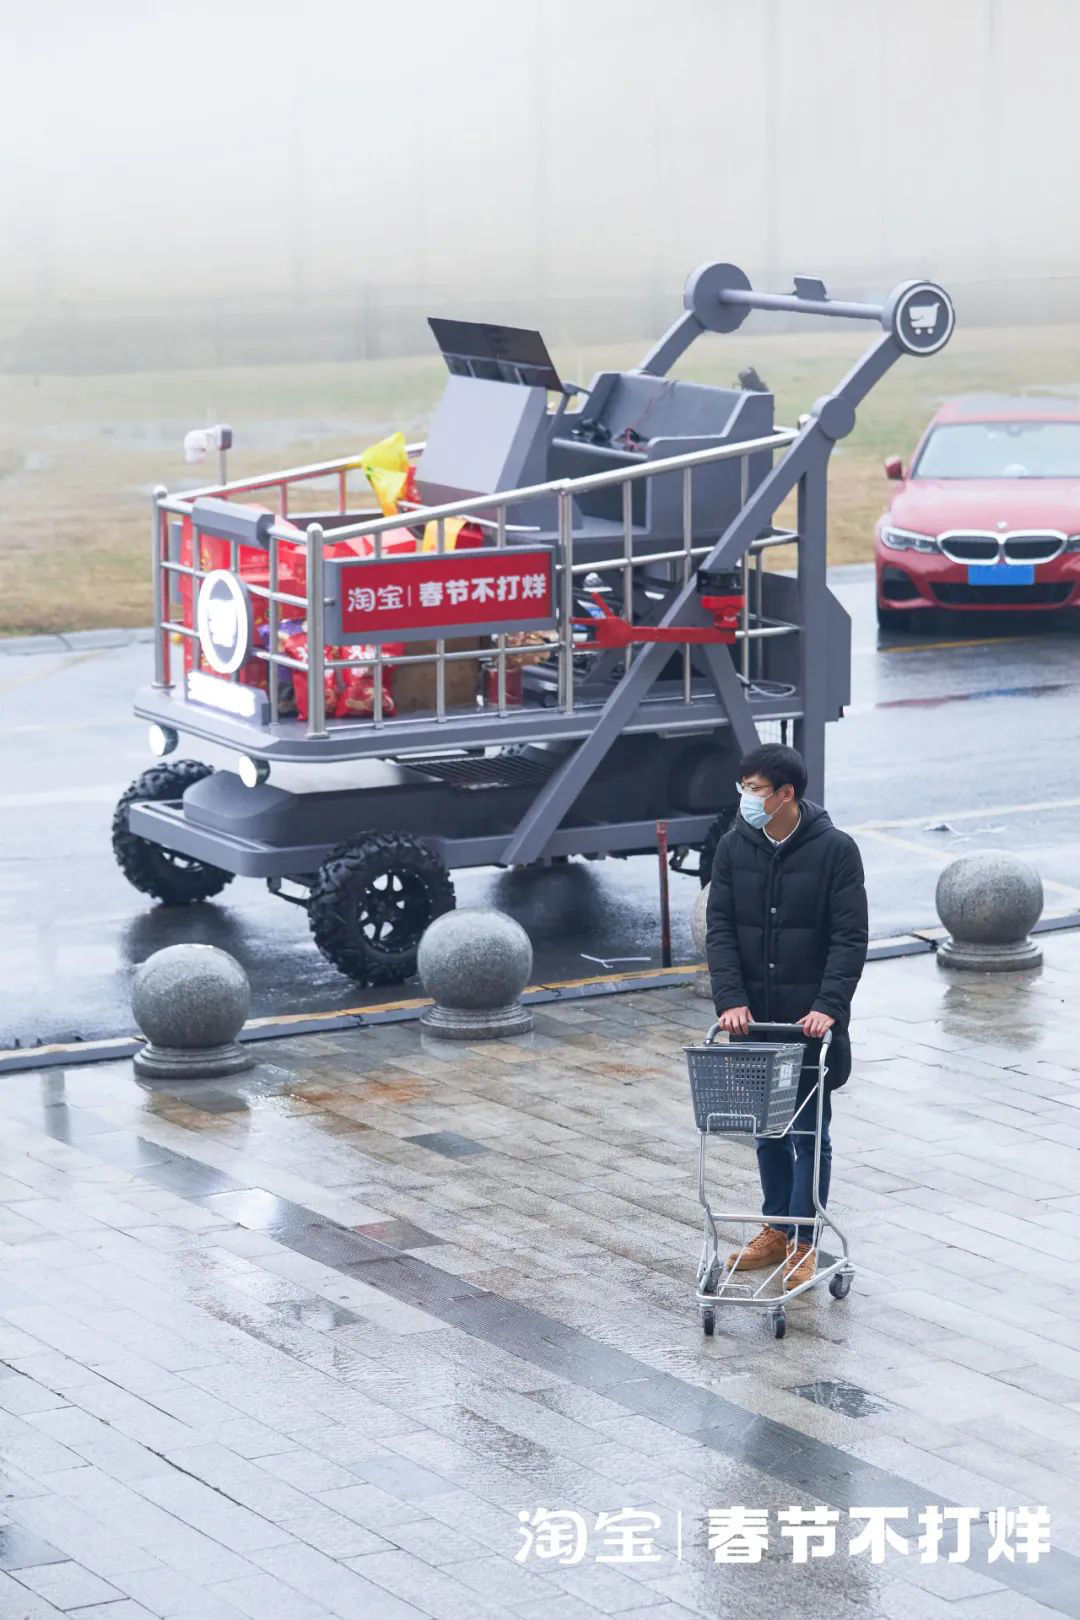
[891,282,954,355]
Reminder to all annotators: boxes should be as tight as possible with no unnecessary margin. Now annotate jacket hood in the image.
[735,797,832,848]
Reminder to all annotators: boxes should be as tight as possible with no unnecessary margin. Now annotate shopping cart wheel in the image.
[112,761,234,905]
[309,831,455,986]
[700,1306,716,1337]
[828,1270,853,1300]
[770,1307,786,1339]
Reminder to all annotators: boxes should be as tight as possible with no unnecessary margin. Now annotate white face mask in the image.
[738,787,775,830]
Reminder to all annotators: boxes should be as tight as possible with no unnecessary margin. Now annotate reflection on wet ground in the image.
[1,943,1080,1614]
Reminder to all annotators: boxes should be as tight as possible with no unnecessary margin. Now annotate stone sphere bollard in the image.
[935,852,1044,972]
[691,883,713,999]
[132,944,254,1078]
[418,908,534,1039]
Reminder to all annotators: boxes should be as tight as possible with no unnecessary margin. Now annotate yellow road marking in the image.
[531,964,699,991]
[244,963,702,1026]
[244,996,430,1026]
[0,1034,138,1062]
[1,964,704,1063]
[877,635,1049,654]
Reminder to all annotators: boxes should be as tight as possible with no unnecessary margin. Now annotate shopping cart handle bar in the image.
[717,286,884,323]
[704,1019,832,1048]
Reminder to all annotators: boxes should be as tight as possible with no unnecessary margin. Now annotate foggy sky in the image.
[1,0,1077,312]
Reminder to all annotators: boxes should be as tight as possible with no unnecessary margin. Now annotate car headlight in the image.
[880,527,938,552]
[1065,534,1080,552]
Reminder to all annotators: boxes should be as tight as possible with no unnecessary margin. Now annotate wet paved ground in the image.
[1,941,1080,1616]
[3,572,1080,1046]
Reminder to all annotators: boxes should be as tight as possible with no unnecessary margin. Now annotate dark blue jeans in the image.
[756,1070,831,1246]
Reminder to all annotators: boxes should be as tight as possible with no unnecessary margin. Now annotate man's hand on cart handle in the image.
[717,1006,751,1036]
[798,1011,836,1040]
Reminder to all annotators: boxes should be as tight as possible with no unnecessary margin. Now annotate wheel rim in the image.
[156,847,212,876]
[355,869,432,957]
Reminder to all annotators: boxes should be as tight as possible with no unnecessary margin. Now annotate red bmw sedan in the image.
[874,395,1080,630]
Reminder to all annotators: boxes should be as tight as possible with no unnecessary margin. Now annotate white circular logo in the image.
[891,282,955,357]
[196,570,253,675]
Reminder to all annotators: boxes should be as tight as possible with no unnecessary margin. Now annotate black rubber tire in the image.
[701,1307,716,1338]
[829,1271,853,1300]
[112,760,234,905]
[309,831,455,986]
[771,1309,786,1340]
[697,807,737,888]
[876,603,912,632]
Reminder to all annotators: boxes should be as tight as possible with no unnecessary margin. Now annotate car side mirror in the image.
[884,456,904,481]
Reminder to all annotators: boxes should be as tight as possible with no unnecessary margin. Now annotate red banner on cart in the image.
[328,546,557,643]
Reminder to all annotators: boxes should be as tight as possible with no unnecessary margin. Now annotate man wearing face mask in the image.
[704,743,868,1291]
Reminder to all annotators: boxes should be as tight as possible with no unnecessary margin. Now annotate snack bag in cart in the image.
[336,643,404,718]
[281,630,339,724]
[280,632,403,722]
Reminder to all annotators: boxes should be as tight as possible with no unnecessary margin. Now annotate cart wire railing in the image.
[153,425,801,740]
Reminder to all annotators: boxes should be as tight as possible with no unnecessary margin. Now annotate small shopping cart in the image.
[685,1019,854,1339]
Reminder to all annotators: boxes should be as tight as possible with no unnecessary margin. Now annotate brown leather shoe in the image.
[727,1225,788,1271]
[784,1240,817,1291]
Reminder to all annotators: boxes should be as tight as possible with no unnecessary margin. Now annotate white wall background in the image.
[1,0,1075,319]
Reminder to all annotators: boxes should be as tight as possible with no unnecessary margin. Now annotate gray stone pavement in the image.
[2,940,1080,1618]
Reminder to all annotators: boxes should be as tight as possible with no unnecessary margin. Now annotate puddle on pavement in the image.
[788,1379,895,1417]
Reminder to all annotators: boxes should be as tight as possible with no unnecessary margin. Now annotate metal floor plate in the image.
[402,751,556,791]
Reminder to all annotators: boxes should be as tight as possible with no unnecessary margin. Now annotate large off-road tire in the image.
[308,831,455,986]
[697,807,737,888]
[112,760,234,905]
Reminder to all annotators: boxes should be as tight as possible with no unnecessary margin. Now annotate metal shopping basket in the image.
[684,1020,854,1340]
[687,1037,804,1137]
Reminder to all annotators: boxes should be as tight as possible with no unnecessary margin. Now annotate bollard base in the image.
[133,1040,254,1080]
[937,936,1043,973]
[420,1002,534,1041]
[693,973,713,1000]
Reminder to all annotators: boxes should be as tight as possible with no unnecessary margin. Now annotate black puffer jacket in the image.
[704,800,868,1089]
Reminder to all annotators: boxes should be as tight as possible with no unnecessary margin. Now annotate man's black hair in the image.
[737,743,808,800]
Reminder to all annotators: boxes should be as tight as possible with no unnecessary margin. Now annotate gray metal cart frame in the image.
[692,1020,853,1340]
[116,262,955,984]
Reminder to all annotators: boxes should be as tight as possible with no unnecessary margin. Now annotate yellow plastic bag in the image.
[356,431,410,517]
[421,517,468,552]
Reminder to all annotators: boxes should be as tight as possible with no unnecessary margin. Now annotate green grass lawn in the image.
[1,322,1076,635]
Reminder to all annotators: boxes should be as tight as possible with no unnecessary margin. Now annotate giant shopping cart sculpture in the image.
[114,263,954,985]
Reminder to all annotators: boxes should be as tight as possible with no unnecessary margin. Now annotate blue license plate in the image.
[967,562,1034,586]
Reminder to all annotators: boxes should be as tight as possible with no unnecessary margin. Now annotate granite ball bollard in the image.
[132,944,254,1078]
[418,908,534,1039]
[691,883,713,999]
[935,851,1044,972]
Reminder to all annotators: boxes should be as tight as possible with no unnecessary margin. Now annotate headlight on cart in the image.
[237,755,270,789]
[880,527,938,552]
